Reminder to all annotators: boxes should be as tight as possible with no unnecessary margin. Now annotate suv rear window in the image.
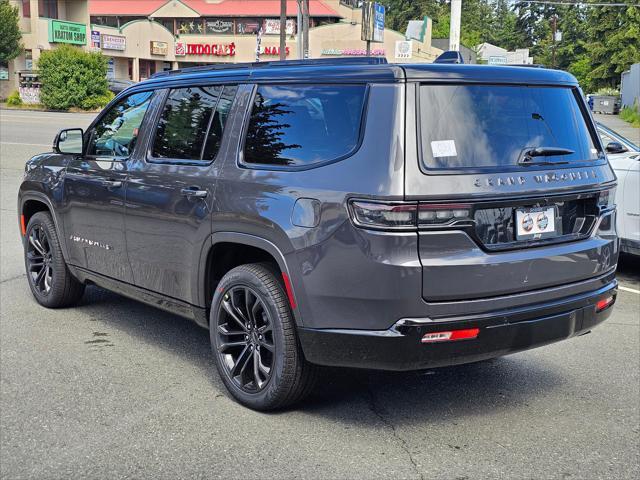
[419,85,601,171]
[243,84,367,168]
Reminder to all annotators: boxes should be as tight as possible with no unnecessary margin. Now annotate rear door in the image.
[124,84,238,302]
[404,82,617,301]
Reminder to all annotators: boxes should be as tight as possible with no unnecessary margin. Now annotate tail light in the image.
[421,328,480,343]
[595,295,614,312]
[597,187,616,211]
[349,200,473,231]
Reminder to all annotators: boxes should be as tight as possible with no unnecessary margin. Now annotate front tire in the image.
[210,263,317,410]
[24,211,85,308]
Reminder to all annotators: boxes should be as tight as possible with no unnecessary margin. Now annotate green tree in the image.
[37,44,112,110]
[0,0,23,62]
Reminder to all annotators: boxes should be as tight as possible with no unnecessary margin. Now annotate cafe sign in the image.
[150,41,168,56]
[48,20,87,45]
[185,43,236,56]
[102,34,126,51]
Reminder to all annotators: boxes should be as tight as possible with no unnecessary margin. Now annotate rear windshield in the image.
[419,85,601,171]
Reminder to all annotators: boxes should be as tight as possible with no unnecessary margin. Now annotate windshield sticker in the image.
[431,140,457,157]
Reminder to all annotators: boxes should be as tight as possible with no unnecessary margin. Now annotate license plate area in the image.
[515,206,557,240]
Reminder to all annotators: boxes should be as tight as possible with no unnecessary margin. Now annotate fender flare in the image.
[19,191,70,261]
[195,231,304,326]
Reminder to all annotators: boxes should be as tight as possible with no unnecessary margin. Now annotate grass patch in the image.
[620,105,640,128]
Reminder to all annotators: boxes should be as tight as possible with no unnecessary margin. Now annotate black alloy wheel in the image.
[26,224,53,295]
[23,211,85,308]
[215,285,275,392]
[210,263,318,410]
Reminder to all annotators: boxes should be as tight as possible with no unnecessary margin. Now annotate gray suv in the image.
[18,59,618,410]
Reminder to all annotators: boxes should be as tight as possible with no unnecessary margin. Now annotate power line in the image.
[512,1,640,6]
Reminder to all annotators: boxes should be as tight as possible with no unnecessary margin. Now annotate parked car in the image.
[107,78,135,94]
[598,122,640,256]
[18,59,618,410]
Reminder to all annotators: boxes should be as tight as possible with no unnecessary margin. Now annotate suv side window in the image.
[242,84,367,168]
[86,91,153,158]
[151,85,238,162]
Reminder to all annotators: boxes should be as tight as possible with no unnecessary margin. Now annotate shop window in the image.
[158,19,175,34]
[91,16,118,28]
[236,18,261,35]
[87,92,154,159]
[243,85,367,168]
[177,19,204,35]
[22,0,30,18]
[205,18,234,35]
[38,0,58,19]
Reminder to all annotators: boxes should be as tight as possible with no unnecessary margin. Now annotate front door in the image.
[125,85,238,302]
[62,91,154,282]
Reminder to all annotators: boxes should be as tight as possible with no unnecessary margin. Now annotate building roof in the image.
[90,0,340,17]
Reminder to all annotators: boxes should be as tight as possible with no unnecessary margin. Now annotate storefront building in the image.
[2,1,442,98]
[89,0,442,81]
[2,0,90,99]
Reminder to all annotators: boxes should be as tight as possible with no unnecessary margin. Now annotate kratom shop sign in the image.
[48,20,87,45]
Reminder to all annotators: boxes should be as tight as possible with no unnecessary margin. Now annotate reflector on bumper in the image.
[421,328,480,343]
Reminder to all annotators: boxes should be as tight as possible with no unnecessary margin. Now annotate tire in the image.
[24,211,85,308]
[210,263,317,410]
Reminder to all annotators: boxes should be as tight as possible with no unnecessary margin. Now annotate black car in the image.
[19,58,618,410]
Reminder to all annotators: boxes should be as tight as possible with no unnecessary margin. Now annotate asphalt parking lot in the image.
[1,109,639,479]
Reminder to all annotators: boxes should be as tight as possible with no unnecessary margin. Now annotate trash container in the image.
[591,95,621,114]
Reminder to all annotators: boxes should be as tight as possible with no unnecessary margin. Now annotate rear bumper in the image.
[298,281,617,371]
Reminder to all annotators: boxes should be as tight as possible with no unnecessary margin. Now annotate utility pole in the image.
[279,0,287,60]
[297,0,303,59]
[449,0,462,51]
[302,0,310,58]
[551,15,557,69]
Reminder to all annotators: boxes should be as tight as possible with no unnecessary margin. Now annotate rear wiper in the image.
[518,147,575,166]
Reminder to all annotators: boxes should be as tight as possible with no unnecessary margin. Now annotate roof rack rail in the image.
[150,56,388,78]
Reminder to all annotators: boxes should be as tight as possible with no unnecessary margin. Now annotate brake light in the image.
[349,201,417,230]
[417,203,472,225]
[349,200,474,230]
[595,296,614,312]
[421,328,480,343]
[597,188,616,210]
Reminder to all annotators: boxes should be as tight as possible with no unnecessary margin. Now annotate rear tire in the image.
[24,211,85,308]
[210,263,317,410]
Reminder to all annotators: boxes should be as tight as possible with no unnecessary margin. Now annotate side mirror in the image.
[53,128,84,154]
[605,141,627,154]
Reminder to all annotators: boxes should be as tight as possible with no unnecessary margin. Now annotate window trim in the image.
[238,83,370,172]
[146,84,237,166]
[415,82,607,176]
[83,90,156,161]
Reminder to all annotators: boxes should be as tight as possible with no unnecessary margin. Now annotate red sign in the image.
[186,43,236,56]
[262,46,290,56]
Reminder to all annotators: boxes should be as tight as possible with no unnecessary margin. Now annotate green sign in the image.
[48,20,87,45]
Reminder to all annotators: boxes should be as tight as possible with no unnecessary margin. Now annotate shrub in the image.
[37,44,110,110]
[6,89,22,106]
[594,87,620,96]
[80,91,114,110]
[620,103,640,128]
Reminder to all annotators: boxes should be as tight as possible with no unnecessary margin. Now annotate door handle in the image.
[181,187,208,199]
[101,179,123,189]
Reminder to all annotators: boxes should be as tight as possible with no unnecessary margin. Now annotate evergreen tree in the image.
[0,0,22,62]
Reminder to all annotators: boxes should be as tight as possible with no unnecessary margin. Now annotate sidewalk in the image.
[594,113,640,144]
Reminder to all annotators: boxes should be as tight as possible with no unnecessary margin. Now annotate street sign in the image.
[395,40,413,59]
[488,56,507,65]
[361,2,385,43]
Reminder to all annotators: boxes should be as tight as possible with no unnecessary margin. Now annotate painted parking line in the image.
[1,141,51,147]
[619,285,640,295]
